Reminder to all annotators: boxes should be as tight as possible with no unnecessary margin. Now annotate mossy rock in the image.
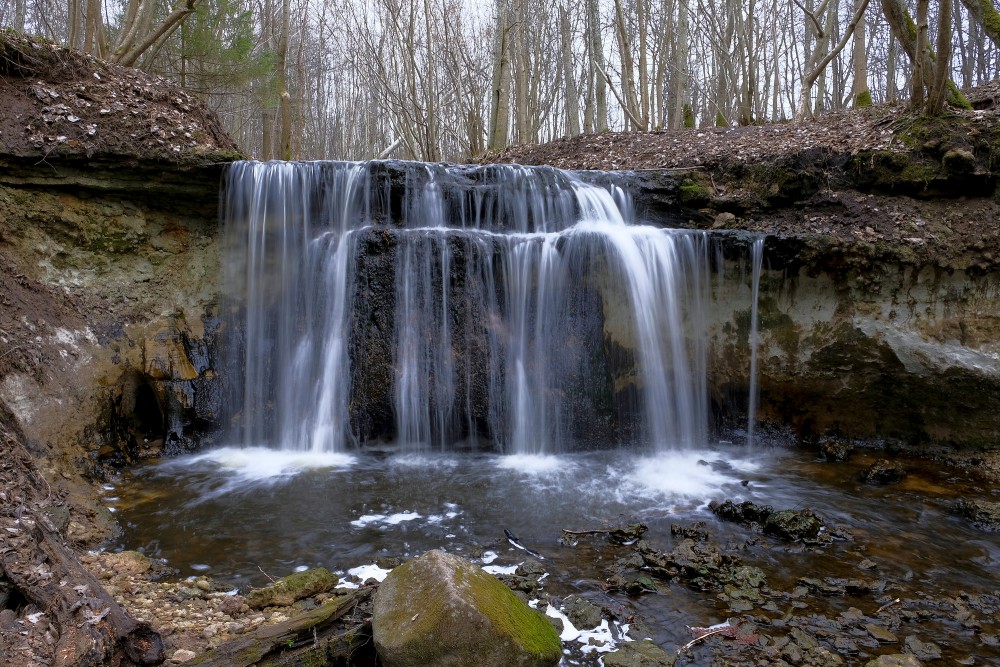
[372,549,561,667]
[246,567,338,609]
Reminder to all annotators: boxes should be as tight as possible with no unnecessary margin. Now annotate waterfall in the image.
[746,237,765,447]
[221,160,728,455]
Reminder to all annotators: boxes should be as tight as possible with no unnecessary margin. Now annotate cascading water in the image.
[221,160,731,455]
[746,236,765,447]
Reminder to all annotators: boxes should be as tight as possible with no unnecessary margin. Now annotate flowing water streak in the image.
[224,161,366,452]
[746,236,765,447]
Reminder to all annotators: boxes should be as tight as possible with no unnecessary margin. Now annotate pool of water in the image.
[107,442,1000,663]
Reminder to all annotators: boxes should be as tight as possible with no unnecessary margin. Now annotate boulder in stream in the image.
[371,549,562,667]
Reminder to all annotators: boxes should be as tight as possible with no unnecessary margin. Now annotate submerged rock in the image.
[819,438,855,462]
[371,549,561,667]
[602,639,676,666]
[903,634,942,661]
[246,567,338,609]
[864,655,924,667]
[862,459,908,485]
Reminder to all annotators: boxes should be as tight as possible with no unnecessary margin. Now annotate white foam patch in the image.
[496,454,565,474]
[481,551,499,564]
[351,511,421,527]
[615,451,759,503]
[545,605,626,655]
[182,446,355,483]
[351,514,386,527]
[483,564,519,575]
[385,512,421,525]
[338,563,392,586]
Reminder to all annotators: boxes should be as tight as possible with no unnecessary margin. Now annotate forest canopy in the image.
[1,0,998,161]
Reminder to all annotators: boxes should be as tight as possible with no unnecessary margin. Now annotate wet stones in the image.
[903,634,941,661]
[562,595,602,630]
[765,509,823,541]
[955,498,1000,531]
[819,438,854,462]
[709,499,827,542]
[861,459,907,485]
[864,655,924,667]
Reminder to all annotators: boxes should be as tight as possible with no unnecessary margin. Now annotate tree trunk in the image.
[277,0,292,160]
[851,0,871,105]
[559,6,581,137]
[927,0,953,115]
[586,0,608,131]
[488,4,512,151]
[879,0,970,108]
[667,0,690,129]
[912,0,928,109]
[958,0,1000,50]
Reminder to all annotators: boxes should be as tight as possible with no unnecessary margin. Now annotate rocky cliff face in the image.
[0,33,239,523]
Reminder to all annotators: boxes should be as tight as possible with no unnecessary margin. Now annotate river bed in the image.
[106,441,1000,665]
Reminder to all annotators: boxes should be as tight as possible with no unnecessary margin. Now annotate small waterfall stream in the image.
[221,160,755,455]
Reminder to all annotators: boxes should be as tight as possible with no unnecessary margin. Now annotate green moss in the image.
[854,89,873,108]
[715,111,729,127]
[682,104,695,128]
[463,566,562,658]
[678,177,711,206]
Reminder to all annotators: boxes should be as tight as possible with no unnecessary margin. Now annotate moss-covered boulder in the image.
[246,567,338,609]
[371,549,561,667]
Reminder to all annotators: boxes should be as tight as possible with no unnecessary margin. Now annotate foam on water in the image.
[181,446,356,482]
[495,454,566,474]
[613,450,760,506]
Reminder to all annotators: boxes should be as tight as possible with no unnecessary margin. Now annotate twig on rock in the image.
[875,597,901,614]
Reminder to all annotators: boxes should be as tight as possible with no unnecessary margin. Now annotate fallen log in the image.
[0,422,163,666]
[190,587,375,667]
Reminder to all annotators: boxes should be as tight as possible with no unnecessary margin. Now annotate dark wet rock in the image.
[865,623,899,643]
[790,627,819,650]
[710,499,826,542]
[833,636,860,654]
[955,498,1000,531]
[372,550,561,667]
[709,499,773,526]
[861,459,908,484]
[516,560,547,577]
[839,607,865,623]
[670,522,709,540]
[602,639,676,666]
[624,573,658,595]
[819,439,854,462]
[859,558,878,570]
[562,595,602,629]
[798,577,845,596]
[764,509,824,541]
[806,646,845,665]
[864,656,924,667]
[903,634,941,660]
[246,567,338,610]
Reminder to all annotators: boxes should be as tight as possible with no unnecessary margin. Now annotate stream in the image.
[106,437,1000,665]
